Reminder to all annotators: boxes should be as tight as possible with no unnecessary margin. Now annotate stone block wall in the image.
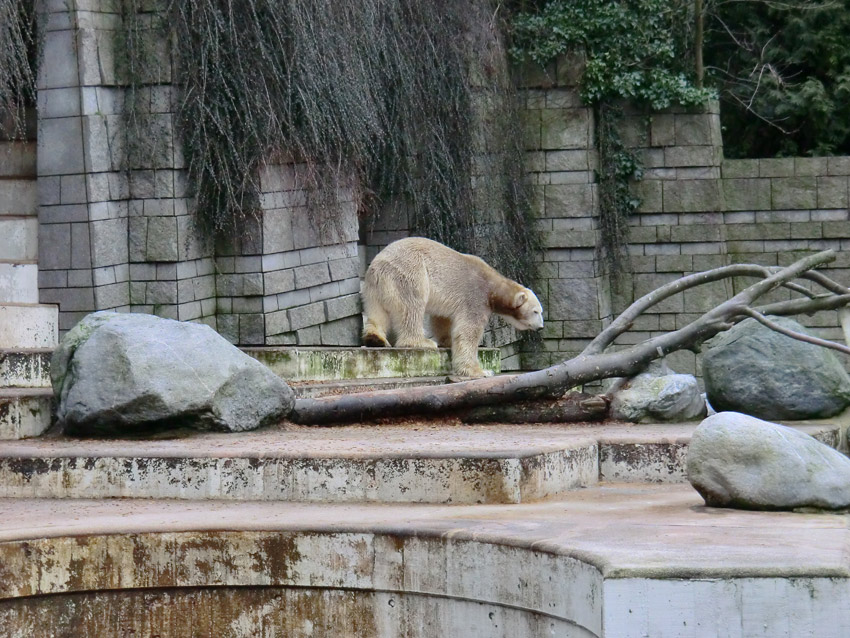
[517,59,608,370]
[35,0,363,346]
[214,164,361,346]
[619,110,850,375]
[34,8,850,367]
[518,62,850,376]
[37,1,132,333]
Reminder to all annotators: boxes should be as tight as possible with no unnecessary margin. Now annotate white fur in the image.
[362,237,544,377]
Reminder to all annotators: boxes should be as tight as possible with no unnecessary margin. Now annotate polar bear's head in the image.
[503,288,544,332]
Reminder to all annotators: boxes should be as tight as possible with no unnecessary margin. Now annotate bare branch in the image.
[840,307,850,347]
[741,308,850,356]
[583,263,770,355]
[799,270,850,296]
[756,293,850,317]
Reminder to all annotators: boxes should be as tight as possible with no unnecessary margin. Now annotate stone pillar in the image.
[37,0,129,333]
[518,56,609,370]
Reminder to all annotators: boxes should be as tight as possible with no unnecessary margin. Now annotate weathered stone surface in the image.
[611,367,706,423]
[687,412,850,510]
[51,311,294,435]
[702,317,850,420]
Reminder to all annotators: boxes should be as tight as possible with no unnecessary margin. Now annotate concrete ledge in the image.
[0,349,52,388]
[0,388,53,440]
[0,217,37,261]
[0,304,58,348]
[0,423,838,504]
[244,346,502,381]
[0,263,39,304]
[1,484,849,637]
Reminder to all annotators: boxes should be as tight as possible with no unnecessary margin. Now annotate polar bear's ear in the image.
[513,291,527,308]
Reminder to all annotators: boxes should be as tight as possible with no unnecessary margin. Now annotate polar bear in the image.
[362,237,544,377]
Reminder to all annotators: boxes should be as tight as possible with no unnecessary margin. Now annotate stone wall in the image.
[35,0,362,346]
[34,7,850,368]
[521,61,850,376]
[519,58,607,371]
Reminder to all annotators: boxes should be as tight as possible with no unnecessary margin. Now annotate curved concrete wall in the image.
[0,530,603,637]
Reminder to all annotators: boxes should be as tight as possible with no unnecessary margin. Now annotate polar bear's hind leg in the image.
[362,271,392,347]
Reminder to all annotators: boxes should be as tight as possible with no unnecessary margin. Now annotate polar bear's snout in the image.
[505,288,544,332]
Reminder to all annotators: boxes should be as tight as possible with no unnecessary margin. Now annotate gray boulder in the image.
[702,316,850,420]
[611,369,706,423]
[687,411,850,510]
[52,312,294,436]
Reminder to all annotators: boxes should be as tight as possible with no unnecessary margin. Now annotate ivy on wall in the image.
[509,0,713,276]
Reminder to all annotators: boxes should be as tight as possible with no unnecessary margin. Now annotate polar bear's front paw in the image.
[397,337,439,349]
[454,365,491,378]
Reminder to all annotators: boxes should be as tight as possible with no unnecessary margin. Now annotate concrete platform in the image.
[244,346,501,381]
[0,483,847,637]
[0,217,37,261]
[0,348,52,388]
[0,422,839,504]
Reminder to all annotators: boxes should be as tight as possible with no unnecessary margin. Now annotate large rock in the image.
[610,368,706,423]
[52,312,294,436]
[687,411,850,510]
[702,316,850,420]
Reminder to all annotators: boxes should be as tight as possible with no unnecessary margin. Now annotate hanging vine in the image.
[0,0,39,139]
[118,0,539,288]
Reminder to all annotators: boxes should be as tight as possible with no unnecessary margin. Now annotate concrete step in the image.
[244,346,501,382]
[0,303,58,349]
[0,348,52,388]
[291,376,446,399]
[0,261,38,303]
[0,216,37,260]
[0,142,36,178]
[1,483,847,638]
[0,422,838,503]
[0,179,36,216]
[0,388,53,440]
[0,351,475,395]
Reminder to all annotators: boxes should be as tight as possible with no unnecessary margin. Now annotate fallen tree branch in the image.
[291,250,843,425]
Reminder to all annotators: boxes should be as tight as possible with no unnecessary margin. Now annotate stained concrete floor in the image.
[1,483,847,580]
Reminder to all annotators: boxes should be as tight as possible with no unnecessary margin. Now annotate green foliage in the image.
[120,0,539,286]
[705,0,850,157]
[510,0,712,109]
[0,0,38,138]
[509,0,711,277]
